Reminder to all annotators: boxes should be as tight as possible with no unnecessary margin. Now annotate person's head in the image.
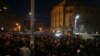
[22,41,27,47]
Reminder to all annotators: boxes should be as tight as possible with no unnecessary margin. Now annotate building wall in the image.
[65,6,75,31]
[51,1,100,33]
[51,2,75,33]
[51,3,64,32]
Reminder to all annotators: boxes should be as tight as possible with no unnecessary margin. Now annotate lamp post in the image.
[0,7,7,31]
[0,6,7,11]
[74,15,80,34]
[31,0,35,55]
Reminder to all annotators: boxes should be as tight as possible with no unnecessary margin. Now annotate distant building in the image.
[51,0,100,34]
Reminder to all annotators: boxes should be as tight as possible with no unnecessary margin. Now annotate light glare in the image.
[55,33,61,37]
[29,12,32,15]
[1,27,4,30]
[3,7,7,10]
[76,15,80,19]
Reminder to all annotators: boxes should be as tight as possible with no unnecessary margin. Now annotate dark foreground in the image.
[0,32,30,56]
[0,32,100,56]
[35,35,100,56]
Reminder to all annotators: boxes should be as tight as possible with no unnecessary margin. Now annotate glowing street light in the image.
[75,15,80,20]
[3,7,7,10]
[29,12,32,15]
[75,15,80,23]
[16,23,19,26]
[1,27,4,30]
[74,15,80,33]
[0,7,7,12]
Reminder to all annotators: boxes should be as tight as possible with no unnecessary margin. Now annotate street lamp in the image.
[1,27,4,30]
[75,15,80,19]
[29,12,32,16]
[74,15,80,34]
[16,23,19,26]
[3,6,7,10]
[0,6,7,12]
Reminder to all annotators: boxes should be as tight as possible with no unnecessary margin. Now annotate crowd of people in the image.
[0,32,30,56]
[35,34,100,56]
[0,32,100,56]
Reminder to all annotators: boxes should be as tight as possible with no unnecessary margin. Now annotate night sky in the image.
[4,0,30,15]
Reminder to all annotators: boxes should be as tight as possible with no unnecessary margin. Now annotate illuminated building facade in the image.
[51,0,100,34]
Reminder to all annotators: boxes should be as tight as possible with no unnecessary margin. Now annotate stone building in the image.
[51,0,100,34]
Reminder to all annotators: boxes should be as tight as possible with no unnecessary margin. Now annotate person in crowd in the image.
[19,42,30,56]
